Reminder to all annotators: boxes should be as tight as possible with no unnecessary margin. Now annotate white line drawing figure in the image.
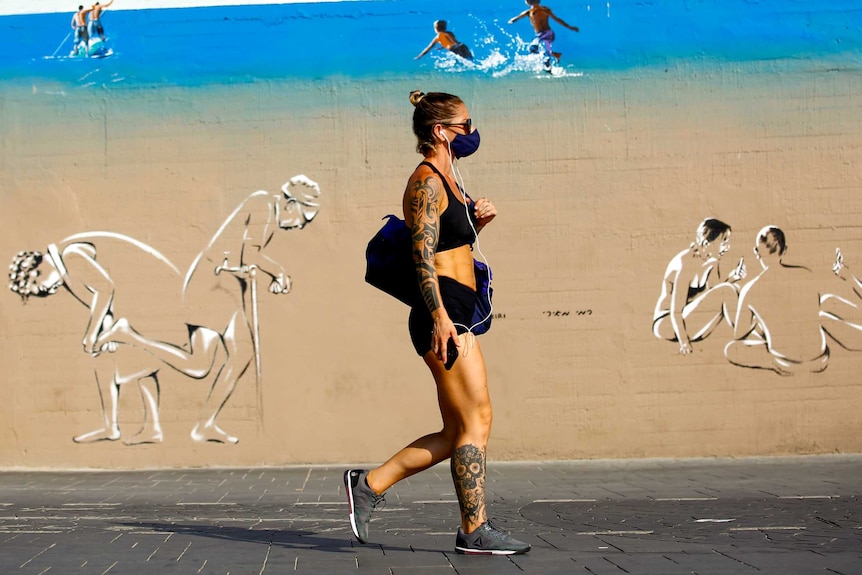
[653,218,746,354]
[98,176,321,444]
[724,226,829,376]
[8,233,181,444]
[820,247,862,351]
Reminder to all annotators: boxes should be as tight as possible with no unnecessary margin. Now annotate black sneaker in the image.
[455,520,531,555]
[344,469,385,543]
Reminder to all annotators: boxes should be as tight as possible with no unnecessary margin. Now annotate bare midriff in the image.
[435,245,476,290]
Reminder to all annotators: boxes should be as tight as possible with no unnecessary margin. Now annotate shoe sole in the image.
[343,470,366,543]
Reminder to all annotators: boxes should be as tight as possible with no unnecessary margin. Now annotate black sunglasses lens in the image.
[442,120,472,131]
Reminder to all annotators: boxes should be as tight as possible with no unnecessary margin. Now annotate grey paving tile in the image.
[534,530,628,553]
[291,556,363,574]
[389,568,456,575]
[569,555,640,574]
[819,552,862,575]
[593,552,703,574]
[592,534,716,554]
[445,554,530,574]
[508,553,580,575]
[359,549,452,571]
[0,455,860,573]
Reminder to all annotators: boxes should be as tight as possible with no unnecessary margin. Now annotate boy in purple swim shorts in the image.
[508,0,579,71]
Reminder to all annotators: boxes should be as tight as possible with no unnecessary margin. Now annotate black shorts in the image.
[408,276,476,356]
[450,43,473,60]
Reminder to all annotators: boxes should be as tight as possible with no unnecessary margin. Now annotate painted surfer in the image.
[416,20,474,61]
[508,0,578,72]
[88,0,113,42]
[70,5,93,56]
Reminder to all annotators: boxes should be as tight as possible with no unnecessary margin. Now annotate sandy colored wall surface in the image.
[2,64,862,468]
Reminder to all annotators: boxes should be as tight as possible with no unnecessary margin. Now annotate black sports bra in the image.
[420,161,476,252]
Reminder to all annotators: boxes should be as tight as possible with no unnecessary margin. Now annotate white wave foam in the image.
[429,27,584,79]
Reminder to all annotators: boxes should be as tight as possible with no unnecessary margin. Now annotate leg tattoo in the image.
[451,443,488,527]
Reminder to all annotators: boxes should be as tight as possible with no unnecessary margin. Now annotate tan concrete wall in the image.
[2,68,861,469]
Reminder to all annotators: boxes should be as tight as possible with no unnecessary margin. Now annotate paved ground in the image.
[0,455,860,574]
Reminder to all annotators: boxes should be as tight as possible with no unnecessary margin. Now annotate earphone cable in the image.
[444,140,493,334]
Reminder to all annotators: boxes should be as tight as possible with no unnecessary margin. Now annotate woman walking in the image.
[344,90,530,555]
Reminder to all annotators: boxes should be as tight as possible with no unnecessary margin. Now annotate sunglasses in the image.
[440,118,472,133]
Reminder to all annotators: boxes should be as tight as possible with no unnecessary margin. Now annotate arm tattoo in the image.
[451,443,487,527]
[409,175,442,312]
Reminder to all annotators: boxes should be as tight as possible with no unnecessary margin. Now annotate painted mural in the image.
[9,234,181,445]
[653,222,862,375]
[1,0,862,466]
[7,0,858,85]
[9,177,320,445]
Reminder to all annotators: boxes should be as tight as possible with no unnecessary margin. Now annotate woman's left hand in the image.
[473,198,497,228]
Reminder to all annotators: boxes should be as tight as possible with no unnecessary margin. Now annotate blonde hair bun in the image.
[409,90,426,106]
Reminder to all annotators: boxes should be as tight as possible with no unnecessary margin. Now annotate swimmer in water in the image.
[416,20,474,61]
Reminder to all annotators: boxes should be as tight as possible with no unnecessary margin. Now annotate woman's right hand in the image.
[431,311,460,363]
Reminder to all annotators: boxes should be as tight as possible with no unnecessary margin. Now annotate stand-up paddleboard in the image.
[69,36,112,59]
[88,37,110,57]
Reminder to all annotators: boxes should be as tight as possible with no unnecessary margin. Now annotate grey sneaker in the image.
[344,469,385,543]
[455,521,531,555]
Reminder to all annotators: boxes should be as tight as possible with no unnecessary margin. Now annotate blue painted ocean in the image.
[1,0,861,87]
